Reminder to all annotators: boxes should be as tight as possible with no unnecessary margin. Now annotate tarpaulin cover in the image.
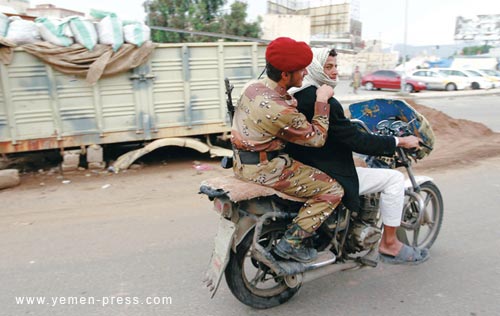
[20,40,156,84]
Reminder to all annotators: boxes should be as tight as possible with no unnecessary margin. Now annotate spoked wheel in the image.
[224,224,300,309]
[397,181,443,249]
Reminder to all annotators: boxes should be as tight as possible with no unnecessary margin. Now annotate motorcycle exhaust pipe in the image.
[301,261,360,284]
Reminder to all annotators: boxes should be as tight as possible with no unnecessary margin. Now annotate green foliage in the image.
[461,45,492,55]
[147,0,193,42]
[220,1,262,40]
[145,0,262,43]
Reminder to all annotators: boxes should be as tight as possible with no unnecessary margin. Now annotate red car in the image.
[361,70,426,92]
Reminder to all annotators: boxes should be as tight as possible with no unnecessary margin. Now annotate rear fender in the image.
[231,197,284,252]
[232,216,256,252]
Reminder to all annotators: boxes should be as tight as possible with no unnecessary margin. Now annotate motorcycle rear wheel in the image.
[224,225,300,309]
[397,181,443,249]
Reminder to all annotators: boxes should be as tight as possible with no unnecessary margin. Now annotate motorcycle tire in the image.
[224,225,300,309]
[397,181,444,249]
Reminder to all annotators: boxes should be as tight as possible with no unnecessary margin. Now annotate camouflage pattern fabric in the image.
[231,78,330,152]
[231,78,344,233]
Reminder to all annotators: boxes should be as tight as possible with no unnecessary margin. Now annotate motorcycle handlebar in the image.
[351,118,433,153]
[419,141,433,151]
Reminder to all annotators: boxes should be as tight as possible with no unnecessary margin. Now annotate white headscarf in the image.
[289,47,338,95]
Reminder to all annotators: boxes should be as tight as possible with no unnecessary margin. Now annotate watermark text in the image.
[15,295,172,307]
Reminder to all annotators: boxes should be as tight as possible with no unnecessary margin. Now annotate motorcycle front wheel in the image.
[397,181,443,249]
[224,224,300,309]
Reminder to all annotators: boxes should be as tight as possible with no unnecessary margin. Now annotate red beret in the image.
[266,37,313,72]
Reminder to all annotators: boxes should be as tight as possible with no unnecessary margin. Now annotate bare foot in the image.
[379,225,404,256]
[379,240,403,256]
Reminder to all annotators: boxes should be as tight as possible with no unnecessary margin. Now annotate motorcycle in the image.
[199,81,443,309]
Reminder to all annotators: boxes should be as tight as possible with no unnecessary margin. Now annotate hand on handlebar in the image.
[397,135,422,149]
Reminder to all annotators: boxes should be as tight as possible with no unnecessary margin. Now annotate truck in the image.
[0,42,266,170]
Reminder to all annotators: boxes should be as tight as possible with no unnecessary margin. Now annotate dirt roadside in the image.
[407,100,500,172]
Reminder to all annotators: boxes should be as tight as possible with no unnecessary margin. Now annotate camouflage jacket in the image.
[231,77,330,152]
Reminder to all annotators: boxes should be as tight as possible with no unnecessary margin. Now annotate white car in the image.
[408,69,469,91]
[480,69,500,79]
[473,69,500,88]
[436,68,493,90]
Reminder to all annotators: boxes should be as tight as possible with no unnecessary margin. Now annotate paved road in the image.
[1,155,499,316]
[414,95,500,132]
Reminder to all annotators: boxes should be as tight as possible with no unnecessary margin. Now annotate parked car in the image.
[361,70,426,93]
[473,69,500,88]
[408,69,469,91]
[436,68,493,90]
[480,69,500,79]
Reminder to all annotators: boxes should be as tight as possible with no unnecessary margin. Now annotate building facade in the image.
[26,4,83,18]
[267,0,362,51]
[455,14,500,45]
[0,0,29,14]
[261,14,311,42]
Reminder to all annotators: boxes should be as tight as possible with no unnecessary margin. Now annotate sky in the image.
[29,0,500,46]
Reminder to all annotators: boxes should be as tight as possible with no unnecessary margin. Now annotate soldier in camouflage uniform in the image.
[230,37,344,263]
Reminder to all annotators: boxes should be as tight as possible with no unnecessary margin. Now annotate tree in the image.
[461,45,491,55]
[145,0,262,43]
[220,1,261,40]
[189,0,225,42]
[146,0,195,42]
[194,0,225,21]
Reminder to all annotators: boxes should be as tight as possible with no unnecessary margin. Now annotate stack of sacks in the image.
[35,17,73,46]
[67,16,98,50]
[123,21,151,47]
[91,9,123,52]
[2,10,151,51]
[0,12,8,37]
[5,16,41,45]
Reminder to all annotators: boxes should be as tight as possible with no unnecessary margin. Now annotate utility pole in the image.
[145,0,152,26]
[400,0,408,94]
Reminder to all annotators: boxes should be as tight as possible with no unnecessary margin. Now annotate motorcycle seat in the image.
[200,175,307,203]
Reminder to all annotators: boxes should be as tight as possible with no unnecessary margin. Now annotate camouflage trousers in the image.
[234,153,344,233]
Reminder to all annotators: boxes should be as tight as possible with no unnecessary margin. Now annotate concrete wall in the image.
[261,14,311,43]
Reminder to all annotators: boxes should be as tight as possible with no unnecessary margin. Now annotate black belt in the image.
[238,150,281,165]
